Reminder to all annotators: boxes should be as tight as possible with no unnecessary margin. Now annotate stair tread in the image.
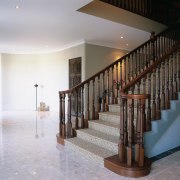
[99,111,120,116]
[76,128,119,144]
[65,137,116,159]
[89,120,120,128]
[108,104,120,107]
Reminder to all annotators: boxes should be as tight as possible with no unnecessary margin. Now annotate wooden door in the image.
[69,57,81,116]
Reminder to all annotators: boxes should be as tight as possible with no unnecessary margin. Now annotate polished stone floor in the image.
[0,111,179,180]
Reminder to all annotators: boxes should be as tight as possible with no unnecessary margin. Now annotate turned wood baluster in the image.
[124,98,128,147]
[111,66,115,104]
[97,76,101,115]
[170,31,173,49]
[140,47,143,72]
[161,62,166,109]
[116,63,119,101]
[150,31,156,64]
[136,81,140,94]
[146,73,151,130]
[127,99,133,167]
[166,58,170,109]
[177,51,180,92]
[67,93,72,138]
[170,55,174,100]
[131,87,135,145]
[124,59,126,85]
[102,73,105,112]
[148,42,151,66]
[128,56,131,82]
[171,30,174,46]
[106,70,110,111]
[162,35,165,56]
[135,100,140,162]
[62,93,66,137]
[119,97,126,162]
[142,77,146,94]
[59,93,63,137]
[141,47,145,71]
[155,36,158,61]
[139,99,145,167]
[60,93,66,138]
[167,32,171,51]
[133,53,137,77]
[81,86,85,128]
[92,79,95,120]
[145,44,148,67]
[75,90,79,129]
[159,36,162,57]
[164,35,167,53]
[173,53,178,100]
[130,54,134,78]
[157,36,160,58]
[152,69,157,120]
[156,65,161,119]
[120,61,123,88]
[87,83,90,120]
[138,49,141,74]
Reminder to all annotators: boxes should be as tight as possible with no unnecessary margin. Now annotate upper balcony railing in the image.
[101,0,180,26]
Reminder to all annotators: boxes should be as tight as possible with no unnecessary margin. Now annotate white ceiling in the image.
[0,0,150,54]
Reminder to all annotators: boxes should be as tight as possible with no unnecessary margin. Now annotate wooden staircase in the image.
[56,23,180,177]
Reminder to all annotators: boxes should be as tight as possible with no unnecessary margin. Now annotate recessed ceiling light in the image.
[126,43,128,46]
[121,36,123,39]
[15,5,19,9]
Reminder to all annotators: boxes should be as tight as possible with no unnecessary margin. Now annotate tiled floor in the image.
[0,111,179,180]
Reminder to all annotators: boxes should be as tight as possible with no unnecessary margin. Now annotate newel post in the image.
[119,96,126,162]
[56,92,66,145]
[105,94,151,178]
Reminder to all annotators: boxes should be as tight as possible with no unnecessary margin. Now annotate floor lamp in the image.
[34,84,38,111]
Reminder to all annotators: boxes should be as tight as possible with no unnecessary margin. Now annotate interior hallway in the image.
[0,111,179,180]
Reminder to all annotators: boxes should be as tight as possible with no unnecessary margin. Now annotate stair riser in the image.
[76,131,118,153]
[88,121,119,136]
[65,140,104,165]
[108,105,120,113]
[99,113,120,124]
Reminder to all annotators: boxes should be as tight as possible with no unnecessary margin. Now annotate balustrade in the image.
[101,0,180,26]
[57,23,180,177]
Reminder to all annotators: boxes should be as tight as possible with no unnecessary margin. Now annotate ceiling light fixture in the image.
[121,36,123,39]
[126,43,128,46]
[15,5,19,9]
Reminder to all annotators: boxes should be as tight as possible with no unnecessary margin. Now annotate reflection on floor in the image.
[0,111,179,180]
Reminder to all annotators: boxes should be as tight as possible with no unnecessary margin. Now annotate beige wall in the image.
[1,44,85,111]
[1,43,127,112]
[85,43,128,79]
